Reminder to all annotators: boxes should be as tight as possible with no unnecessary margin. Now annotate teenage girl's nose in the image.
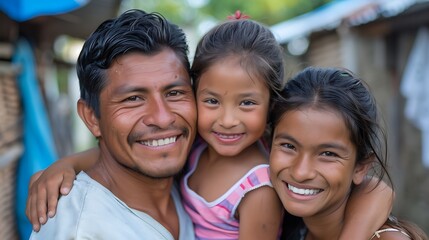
[219,107,239,128]
[289,154,316,182]
[142,97,175,128]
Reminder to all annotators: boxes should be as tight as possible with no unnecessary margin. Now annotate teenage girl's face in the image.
[270,107,368,219]
[196,57,270,157]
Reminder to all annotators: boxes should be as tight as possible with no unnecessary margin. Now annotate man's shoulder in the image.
[31,172,175,239]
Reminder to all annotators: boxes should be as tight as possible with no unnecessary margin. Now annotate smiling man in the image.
[30,9,197,240]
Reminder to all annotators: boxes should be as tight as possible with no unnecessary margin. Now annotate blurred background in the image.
[0,0,428,239]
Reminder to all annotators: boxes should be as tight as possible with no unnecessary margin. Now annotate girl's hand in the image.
[25,161,77,232]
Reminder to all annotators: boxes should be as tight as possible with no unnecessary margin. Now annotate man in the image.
[30,9,197,239]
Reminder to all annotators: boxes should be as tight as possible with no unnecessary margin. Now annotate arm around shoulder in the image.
[339,177,394,240]
[238,186,284,240]
[26,147,100,231]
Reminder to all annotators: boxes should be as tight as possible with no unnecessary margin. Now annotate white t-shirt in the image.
[30,171,194,240]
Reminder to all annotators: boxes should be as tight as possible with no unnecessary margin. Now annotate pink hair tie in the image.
[227,10,250,20]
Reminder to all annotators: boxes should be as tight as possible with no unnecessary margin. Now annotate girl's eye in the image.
[321,151,338,157]
[240,100,256,106]
[204,98,219,105]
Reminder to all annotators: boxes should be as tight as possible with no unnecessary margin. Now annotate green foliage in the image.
[124,0,197,26]
[123,0,332,26]
[200,0,332,25]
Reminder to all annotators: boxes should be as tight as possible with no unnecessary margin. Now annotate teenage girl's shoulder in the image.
[370,227,412,240]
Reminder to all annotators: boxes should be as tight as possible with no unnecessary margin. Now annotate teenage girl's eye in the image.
[281,143,295,150]
[204,98,219,105]
[240,100,256,106]
[321,151,339,157]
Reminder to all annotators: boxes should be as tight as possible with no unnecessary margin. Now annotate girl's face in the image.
[196,57,270,157]
[270,107,369,219]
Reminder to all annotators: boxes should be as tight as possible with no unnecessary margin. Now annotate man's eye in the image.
[125,96,140,101]
[167,90,182,97]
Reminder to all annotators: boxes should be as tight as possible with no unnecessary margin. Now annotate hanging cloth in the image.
[12,38,58,240]
[400,27,429,168]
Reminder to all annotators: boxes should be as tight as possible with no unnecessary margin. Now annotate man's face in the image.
[90,49,196,179]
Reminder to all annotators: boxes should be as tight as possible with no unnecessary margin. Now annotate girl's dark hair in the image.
[384,216,428,240]
[271,66,391,187]
[191,19,285,102]
[77,9,190,117]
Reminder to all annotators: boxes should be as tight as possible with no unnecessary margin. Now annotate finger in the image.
[35,185,48,225]
[60,172,76,195]
[46,180,61,218]
[27,193,41,232]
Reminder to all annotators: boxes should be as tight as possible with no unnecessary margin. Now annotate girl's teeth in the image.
[288,184,321,195]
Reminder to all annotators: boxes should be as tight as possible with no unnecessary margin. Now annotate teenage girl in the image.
[26,15,394,240]
[270,66,428,240]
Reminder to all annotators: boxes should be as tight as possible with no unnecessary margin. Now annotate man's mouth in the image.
[139,136,177,147]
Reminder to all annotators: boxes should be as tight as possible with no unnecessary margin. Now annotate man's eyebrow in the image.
[113,78,192,95]
[113,85,148,95]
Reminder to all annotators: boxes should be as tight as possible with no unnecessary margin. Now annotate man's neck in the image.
[87,157,175,214]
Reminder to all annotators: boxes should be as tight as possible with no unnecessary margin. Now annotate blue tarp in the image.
[0,0,88,22]
[12,38,58,240]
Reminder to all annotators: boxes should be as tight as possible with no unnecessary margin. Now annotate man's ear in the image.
[352,153,374,185]
[77,99,101,138]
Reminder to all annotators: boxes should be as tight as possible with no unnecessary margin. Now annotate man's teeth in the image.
[288,184,321,195]
[141,137,177,147]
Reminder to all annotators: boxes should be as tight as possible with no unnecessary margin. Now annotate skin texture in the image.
[188,57,283,239]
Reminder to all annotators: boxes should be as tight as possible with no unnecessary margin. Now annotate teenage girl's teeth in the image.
[288,184,321,195]
[142,137,177,147]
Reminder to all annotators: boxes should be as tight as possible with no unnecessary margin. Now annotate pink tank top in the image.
[180,140,272,239]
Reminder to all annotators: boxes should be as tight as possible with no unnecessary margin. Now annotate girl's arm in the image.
[339,177,394,240]
[238,186,284,240]
[26,147,100,232]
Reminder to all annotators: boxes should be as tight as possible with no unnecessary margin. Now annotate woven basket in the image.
[0,144,22,240]
[0,61,22,153]
[0,60,22,240]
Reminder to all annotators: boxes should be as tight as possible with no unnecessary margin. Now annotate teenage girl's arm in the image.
[237,186,284,240]
[26,147,100,232]
[339,177,394,240]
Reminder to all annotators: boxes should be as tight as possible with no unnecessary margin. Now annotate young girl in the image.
[180,17,285,239]
[269,66,428,240]
[27,15,394,240]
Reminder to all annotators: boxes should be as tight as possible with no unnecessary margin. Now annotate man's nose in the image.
[142,98,175,128]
